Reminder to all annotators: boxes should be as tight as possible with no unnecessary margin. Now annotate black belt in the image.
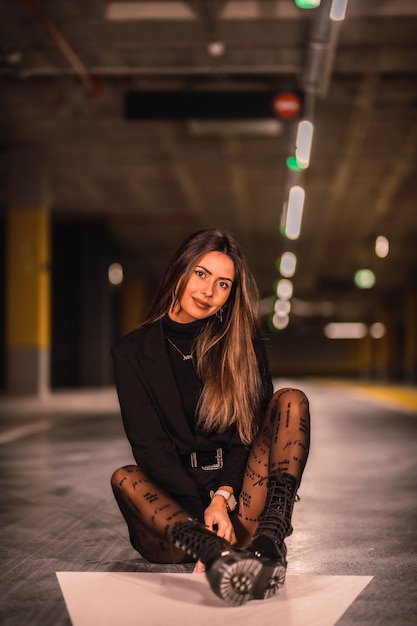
[181,447,224,470]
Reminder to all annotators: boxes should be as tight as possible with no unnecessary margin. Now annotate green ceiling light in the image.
[354,269,376,289]
[286,156,305,172]
[294,0,321,9]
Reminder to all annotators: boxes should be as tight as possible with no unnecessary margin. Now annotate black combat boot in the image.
[247,472,298,599]
[171,519,268,606]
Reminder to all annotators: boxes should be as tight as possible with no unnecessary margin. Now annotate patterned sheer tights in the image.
[234,387,310,546]
[111,465,194,563]
[111,387,310,563]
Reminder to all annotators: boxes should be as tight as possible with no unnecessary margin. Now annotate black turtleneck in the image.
[162,315,206,428]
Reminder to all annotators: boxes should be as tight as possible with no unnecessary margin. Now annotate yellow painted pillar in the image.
[404,290,417,382]
[6,146,50,395]
[118,279,149,338]
[357,336,373,379]
[374,308,398,382]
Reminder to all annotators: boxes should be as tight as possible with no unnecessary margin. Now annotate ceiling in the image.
[1,0,417,332]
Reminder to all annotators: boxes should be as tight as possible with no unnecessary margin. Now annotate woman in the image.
[111,229,310,607]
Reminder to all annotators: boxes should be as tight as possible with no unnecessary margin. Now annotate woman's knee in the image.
[272,387,309,410]
[110,464,138,491]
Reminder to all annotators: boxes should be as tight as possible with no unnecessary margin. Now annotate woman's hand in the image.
[204,495,237,543]
[194,494,237,574]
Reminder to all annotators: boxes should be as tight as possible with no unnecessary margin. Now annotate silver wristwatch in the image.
[211,489,237,512]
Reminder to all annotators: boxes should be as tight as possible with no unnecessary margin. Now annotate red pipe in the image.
[24,0,101,98]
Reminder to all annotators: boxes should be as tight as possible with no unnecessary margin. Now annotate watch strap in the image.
[211,489,237,512]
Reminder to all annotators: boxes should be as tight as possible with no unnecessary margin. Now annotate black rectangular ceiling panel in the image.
[124,90,303,120]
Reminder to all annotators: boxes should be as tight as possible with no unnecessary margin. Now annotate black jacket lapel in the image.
[140,320,196,451]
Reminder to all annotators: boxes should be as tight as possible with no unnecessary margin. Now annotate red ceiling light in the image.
[272,92,302,120]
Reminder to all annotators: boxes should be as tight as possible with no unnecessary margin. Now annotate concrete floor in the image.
[1,379,416,626]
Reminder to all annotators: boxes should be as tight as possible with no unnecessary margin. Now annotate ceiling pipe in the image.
[23,0,100,97]
[278,0,345,266]
[1,63,301,79]
[302,0,342,100]
[194,0,225,56]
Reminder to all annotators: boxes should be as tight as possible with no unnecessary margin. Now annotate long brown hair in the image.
[144,229,264,444]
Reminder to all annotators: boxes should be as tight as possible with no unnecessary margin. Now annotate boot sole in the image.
[250,556,286,599]
[207,552,286,606]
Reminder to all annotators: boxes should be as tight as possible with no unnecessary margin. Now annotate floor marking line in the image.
[0,420,51,444]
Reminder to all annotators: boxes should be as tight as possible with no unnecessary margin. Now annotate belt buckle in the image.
[201,447,223,471]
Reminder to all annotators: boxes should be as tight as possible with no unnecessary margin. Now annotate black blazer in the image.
[112,319,273,519]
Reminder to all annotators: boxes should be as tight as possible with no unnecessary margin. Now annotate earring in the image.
[215,307,224,322]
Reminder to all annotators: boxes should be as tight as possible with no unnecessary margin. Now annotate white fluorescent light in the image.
[187,120,283,137]
[285,186,305,240]
[330,0,348,21]
[272,313,289,330]
[108,263,124,286]
[369,322,386,339]
[221,2,303,20]
[274,299,291,315]
[295,120,314,168]
[105,3,196,21]
[324,322,367,339]
[276,278,293,300]
[207,41,225,57]
[280,251,297,277]
[375,235,389,259]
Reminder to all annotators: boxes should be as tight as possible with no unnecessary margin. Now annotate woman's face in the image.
[170,251,235,324]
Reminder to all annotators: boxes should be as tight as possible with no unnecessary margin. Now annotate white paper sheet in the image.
[57,572,373,626]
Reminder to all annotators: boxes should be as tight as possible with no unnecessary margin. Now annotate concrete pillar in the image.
[6,145,51,396]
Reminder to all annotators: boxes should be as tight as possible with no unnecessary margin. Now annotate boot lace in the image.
[171,520,231,564]
[254,474,298,542]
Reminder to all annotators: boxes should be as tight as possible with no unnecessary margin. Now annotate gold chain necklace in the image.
[166,337,194,361]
